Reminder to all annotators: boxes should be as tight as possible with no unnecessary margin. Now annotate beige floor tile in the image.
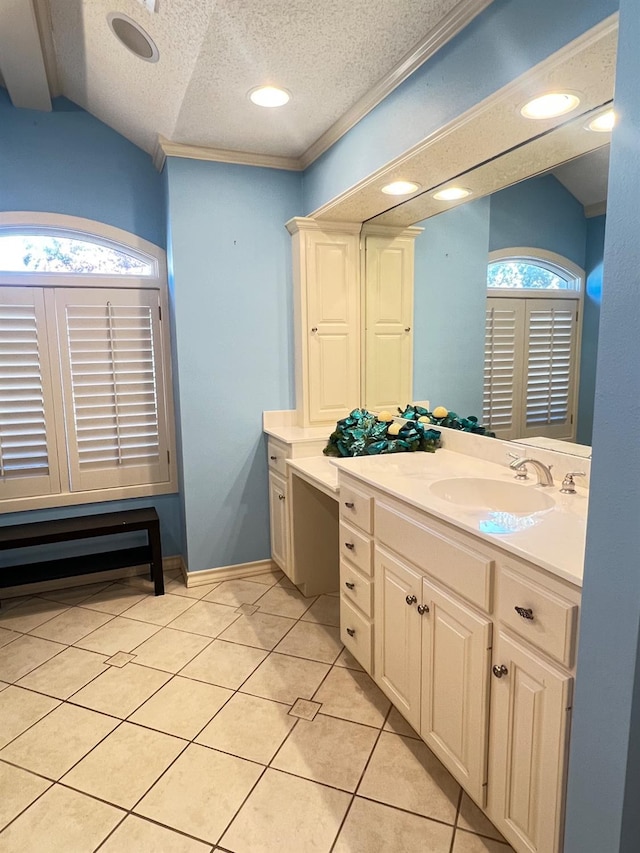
[99,814,212,852]
[334,647,365,671]
[247,570,285,586]
[0,702,118,779]
[0,635,66,683]
[358,732,460,824]
[135,743,263,844]
[0,761,52,831]
[17,647,109,700]
[452,830,514,852]
[383,705,421,739]
[313,667,390,727]
[105,651,135,667]
[120,593,196,627]
[196,692,295,764]
[0,595,34,612]
[131,627,212,673]
[0,599,69,633]
[0,682,7,692]
[180,640,268,689]
[167,600,241,638]
[290,698,321,721]
[79,583,148,615]
[130,676,233,739]
[0,782,124,853]
[0,627,21,649]
[457,794,506,842]
[29,607,113,645]
[203,579,268,607]
[62,722,186,809]
[220,768,350,853]
[164,578,220,599]
[38,581,114,605]
[70,663,171,718]
[274,621,343,664]
[240,652,330,705]
[255,586,317,619]
[218,611,296,650]
[300,594,340,627]
[333,796,455,853]
[272,713,378,791]
[74,615,161,655]
[120,572,164,591]
[0,686,59,749]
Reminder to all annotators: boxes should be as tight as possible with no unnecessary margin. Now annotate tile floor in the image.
[0,570,515,852]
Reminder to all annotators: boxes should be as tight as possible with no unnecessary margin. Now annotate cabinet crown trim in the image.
[285,217,363,236]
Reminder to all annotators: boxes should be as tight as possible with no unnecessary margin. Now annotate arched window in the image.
[484,248,584,442]
[0,213,176,511]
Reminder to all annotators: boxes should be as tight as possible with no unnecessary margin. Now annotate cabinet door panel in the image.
[420,576,492,805]
[487,631,572,853]
[374,546,421,729]
[268,471,288,572]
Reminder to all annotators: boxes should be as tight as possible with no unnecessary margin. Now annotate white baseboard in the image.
[185,558,277,588]
[0,555,182,599]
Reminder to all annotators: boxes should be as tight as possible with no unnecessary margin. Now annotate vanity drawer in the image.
[340,483,373,534]
[339,521,373,577]
[267,438,288,477]
[340,560,373,617]
[340,594,373,674]
[376,503,493,612]
[498,567,578,667]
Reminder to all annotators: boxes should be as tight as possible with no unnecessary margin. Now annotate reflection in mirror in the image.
[396,147,607,455]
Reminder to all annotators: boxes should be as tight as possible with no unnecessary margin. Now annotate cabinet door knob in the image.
[344,542,355,550]
[405,594,417,606]
[345,581,355,590]
[311,327,318,333]
[417,603,429,615]
[514,606,534,620]
[270,455,277,460]
[346,627,356,637]
[405,326,411,332]
[278,494,285,501]
[492,664,508,678]
[344,501,355,509]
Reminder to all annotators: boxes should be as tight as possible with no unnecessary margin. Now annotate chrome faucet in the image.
[508,456,554,487]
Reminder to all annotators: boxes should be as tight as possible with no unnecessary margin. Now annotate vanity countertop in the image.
[332,450,587,588]
[287,456,339,498]
[264,424,331,444]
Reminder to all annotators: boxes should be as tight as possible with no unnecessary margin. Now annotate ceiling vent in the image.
[107,13,159,62]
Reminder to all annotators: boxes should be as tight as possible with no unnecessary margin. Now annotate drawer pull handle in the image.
[278,494,285,501]
[346,628,356,637]
[515,606,534,620]
[270,455,277,460]
[345,581,355,590]
[417,603,429,615]
[345,542,355,550]
[492,664,508,678]
[344,501,355,509]
[406,595,417,606]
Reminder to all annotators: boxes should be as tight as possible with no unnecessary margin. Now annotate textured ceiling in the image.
[42,0,476,158]
[553,146,610,208]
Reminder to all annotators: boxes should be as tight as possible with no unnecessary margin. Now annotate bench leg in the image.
[148,521,164,596]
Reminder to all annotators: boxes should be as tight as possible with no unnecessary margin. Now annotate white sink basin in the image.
[430,477,555,515]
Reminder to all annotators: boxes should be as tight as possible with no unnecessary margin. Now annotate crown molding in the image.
[153,135,303,173]
[310,12,619,222]
[285,216,363,236]
[298,0,494,169]
[361,224,424,238]
[585,201,607,218]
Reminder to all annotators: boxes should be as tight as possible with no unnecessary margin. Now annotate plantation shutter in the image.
[483,300,525,440]
[521,299,577,440]
[0,287,60,498]
[54,288,170,491]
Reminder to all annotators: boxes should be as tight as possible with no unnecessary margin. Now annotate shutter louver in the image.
[483,301,524,439]
[56,289,170,491]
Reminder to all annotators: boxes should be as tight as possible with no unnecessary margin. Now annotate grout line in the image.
[449,788,464,853]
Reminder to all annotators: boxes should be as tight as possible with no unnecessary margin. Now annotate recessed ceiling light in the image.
[520,93,580,119]
[432,186,472,201]
[381,181,421,196]
[249,86,291,107]
[107,13,159,62]
[586,109,615,132]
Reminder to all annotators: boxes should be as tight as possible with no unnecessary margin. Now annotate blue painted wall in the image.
[577,215,606,445]
[413,197,490,418]
[303,0,617,214]
[564,0,640,845]
[0,93,181,556]
[0,90,165,248]
[165,158,301,573]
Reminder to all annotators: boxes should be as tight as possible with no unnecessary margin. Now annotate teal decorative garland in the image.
[398,404,495,437]
[323,408,441,458]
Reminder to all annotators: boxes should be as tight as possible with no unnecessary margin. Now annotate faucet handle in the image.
[507,453,529,480]
[559,471,585,494]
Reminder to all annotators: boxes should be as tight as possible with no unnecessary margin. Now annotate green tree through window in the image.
[487,261,568,290]
[0,235,153,275]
